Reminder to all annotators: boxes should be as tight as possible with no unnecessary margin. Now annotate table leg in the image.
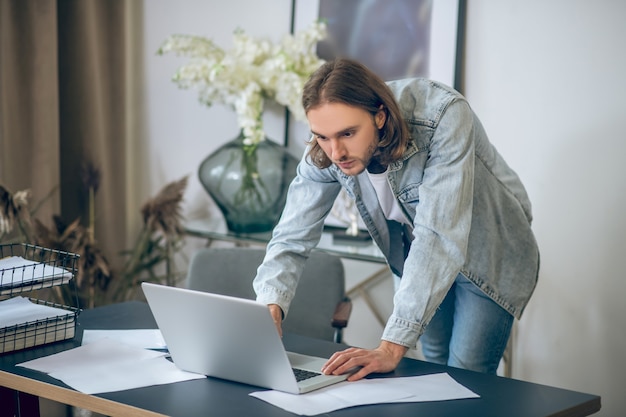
[0,387,40,417]
[346,266,392,327]
[0,386,17,417]
[17,392,40,417]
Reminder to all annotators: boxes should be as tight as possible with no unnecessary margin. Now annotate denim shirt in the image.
[254,78,539,349]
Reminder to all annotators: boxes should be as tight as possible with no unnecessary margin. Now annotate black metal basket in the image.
[0,243,80,354]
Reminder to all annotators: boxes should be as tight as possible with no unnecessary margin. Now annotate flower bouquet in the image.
[158,20,326,146]
[158,21,326,232]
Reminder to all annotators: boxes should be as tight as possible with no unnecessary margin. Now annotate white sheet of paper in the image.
[0,256,72,287]
[0,297,71,328]
[16,338,205,394]
[250,373,479,415]
[81,329,166,350]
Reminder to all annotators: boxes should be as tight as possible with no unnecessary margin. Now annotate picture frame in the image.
[288,0,466,235]
[291,0,466,89]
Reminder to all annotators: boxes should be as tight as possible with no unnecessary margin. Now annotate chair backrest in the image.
[185,247,346,342]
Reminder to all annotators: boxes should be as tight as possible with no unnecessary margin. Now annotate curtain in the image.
[0,0,140,271]
[0,0,61,224]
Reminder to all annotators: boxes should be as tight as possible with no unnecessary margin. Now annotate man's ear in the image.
[375,106,386,129]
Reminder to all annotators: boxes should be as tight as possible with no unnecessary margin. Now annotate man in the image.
[253,58,539,380]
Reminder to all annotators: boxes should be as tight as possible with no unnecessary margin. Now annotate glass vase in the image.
[198,131,299,233]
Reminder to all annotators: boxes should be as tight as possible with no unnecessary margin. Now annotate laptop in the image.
[141,282,351,394]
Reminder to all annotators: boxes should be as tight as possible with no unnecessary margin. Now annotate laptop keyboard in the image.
[292,368,321,382]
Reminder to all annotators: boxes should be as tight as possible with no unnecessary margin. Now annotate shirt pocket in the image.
[397,183,421,221]
[406,118,434,152]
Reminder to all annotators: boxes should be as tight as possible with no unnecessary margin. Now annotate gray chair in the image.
[185,247,352,343]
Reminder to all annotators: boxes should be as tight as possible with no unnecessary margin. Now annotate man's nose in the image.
[330,139,346,160]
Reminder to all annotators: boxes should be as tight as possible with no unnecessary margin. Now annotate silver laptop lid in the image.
[141,282,300,393]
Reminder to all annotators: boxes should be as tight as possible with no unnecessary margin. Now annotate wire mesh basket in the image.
[0,243,80,354]
[0,298,79,353]
[0,243,79,296]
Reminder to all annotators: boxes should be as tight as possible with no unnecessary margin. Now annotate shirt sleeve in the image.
[253,156,342,317]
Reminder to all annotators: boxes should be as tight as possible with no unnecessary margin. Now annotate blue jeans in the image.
[419,274,513,374]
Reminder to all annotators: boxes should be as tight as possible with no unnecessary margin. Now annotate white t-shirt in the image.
[366,170,412,227]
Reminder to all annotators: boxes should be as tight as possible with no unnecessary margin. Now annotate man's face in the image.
[307,102,386,176]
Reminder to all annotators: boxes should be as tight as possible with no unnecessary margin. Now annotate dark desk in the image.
[0,302,601,417]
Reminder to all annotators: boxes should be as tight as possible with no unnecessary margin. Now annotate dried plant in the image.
[80,161,101,243]
[141,176,187,238]
[34,216,112,308]
[115,176,189,301]
[0,185,34,243]
[1,175,190,307]
[0,177,112,308]
[80,162,102,194]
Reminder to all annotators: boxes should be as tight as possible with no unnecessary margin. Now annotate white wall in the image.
[463,2,626,416]
[142,1,626,415]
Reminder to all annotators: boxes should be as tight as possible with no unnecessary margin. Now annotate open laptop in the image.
[141,282,351,394]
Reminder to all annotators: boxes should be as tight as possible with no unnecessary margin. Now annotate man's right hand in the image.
[268,304,283,337]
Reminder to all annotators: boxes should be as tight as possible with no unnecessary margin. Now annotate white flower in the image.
[158,21,327,147]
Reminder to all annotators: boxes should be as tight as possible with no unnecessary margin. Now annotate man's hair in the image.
[302,58,410,169]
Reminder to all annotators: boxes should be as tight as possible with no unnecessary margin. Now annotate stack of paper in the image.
[0,297,76,353]
[0,256,73,295]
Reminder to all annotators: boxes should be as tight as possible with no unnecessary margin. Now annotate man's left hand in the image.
[321,340,408,381]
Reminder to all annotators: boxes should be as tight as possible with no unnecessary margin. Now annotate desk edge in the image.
[0,370,167,417]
